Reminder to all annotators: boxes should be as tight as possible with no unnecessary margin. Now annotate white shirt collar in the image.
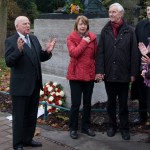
[17,32,29,42]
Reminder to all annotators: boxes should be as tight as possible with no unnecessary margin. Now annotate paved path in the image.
[0,112,150,150]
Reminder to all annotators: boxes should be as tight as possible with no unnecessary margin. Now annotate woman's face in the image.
[77,19,88,34]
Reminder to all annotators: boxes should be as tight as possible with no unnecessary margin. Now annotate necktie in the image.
[25,35,31,48]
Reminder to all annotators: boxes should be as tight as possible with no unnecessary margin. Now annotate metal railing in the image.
[0,90,140,121]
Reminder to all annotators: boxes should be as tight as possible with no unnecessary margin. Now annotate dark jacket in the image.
[5,33,51,96]
[135,19,150,72]
[96,21,138,82]
[135,19,150,46]
[66,31,97,81]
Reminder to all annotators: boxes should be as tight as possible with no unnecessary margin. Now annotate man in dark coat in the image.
[95,3,138,140]
[132,2,150,125]
[5,16,56,150]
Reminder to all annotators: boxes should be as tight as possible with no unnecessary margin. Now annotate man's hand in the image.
[17,37,24,52]
[46,38,57,54]
[95,74,104,82]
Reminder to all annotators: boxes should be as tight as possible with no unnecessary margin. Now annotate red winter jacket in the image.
[66,31,97,81]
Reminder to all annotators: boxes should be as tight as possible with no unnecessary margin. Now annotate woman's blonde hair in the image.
[74,15,89,31]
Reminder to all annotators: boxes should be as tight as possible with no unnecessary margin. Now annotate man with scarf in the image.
[95,3,138,140]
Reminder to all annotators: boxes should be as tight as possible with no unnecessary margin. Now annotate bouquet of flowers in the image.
[64,0,84,14]
[40,81,66,113]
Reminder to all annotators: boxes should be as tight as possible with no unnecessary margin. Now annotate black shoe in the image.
[121,130,130,140]
[70,130,78,139]
[14,148,24,150]
[107,127,116,137]
[81,129,96,137]
[133,117,147,125]
[23,140,42,147]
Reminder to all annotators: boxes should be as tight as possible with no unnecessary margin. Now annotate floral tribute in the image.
[64,0,84,14]
[39,81,66,113]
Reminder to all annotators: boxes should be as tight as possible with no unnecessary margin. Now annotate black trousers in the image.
[137,75,147,118]
[69,80,94,131]
[12,81,40,149]
[105,82,129,130]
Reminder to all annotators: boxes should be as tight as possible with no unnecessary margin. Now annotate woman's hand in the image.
[141,70,147,78]
[141,55,150,64]
[138,42,148,55]
[82,36,90,43]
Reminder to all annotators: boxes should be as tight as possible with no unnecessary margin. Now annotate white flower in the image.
[56,92,60,96]
[51,92,56,95]
[55,88,58,91]
[48,86,53,92]
[53,82,58,86]
[48,96,54,102]
[40,90,44,96]
[46,84,50,88]
[60,91,65,97]
[58,100,62,105]
[44,96,47,99]
[47,106,52,110]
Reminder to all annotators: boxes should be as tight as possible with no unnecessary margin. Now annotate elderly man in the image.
[95,3,138,140]
[5,16,56,150]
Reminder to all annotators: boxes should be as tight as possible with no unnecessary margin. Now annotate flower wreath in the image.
[39,81,66,113]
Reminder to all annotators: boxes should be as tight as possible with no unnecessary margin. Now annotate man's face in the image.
[109,6,122,23]
[147,6,150,19]
[16,17,30,35]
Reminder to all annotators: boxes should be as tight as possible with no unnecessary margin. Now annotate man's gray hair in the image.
[14,16,28,27]
[109,3,125,16]
[14,16,20,27]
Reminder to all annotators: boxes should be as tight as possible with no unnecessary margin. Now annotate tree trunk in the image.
[0,0,8,57]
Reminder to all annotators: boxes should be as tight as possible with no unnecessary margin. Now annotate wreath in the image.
[39,81,66,113]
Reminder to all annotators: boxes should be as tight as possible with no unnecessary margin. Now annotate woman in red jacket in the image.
[66,15,97,139]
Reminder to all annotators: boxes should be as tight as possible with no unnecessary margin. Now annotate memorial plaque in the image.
[34,17,109,107]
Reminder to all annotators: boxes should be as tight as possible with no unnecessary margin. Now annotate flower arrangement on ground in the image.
[39,81,66,113]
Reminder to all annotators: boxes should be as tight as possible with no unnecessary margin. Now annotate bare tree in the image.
[0,0,8,57]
